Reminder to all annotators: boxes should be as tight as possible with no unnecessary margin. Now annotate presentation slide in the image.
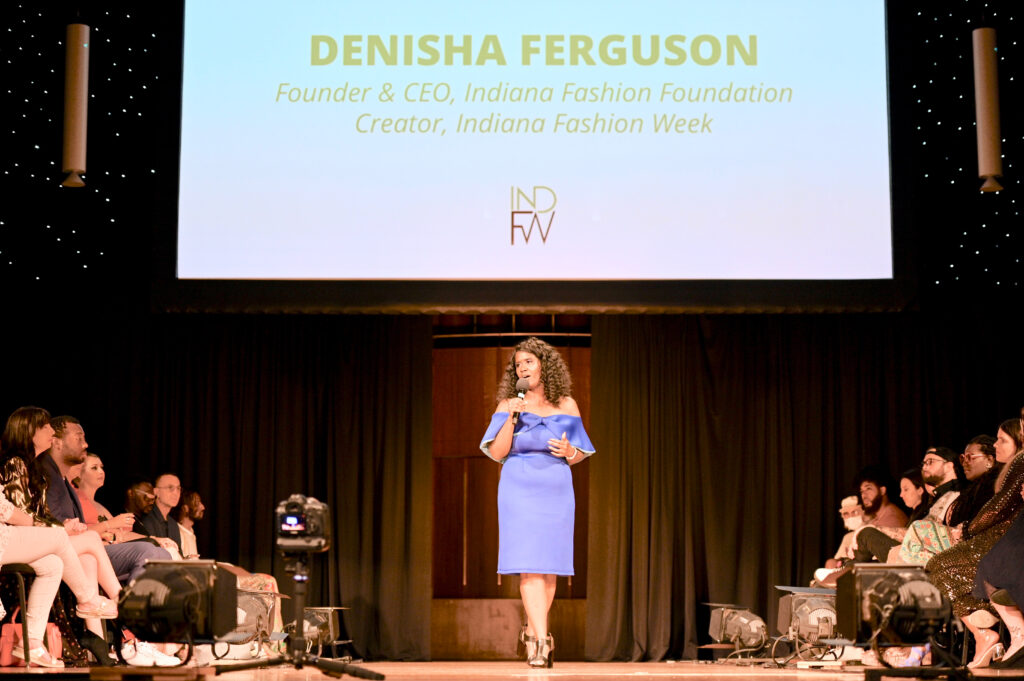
[177,1,893,280]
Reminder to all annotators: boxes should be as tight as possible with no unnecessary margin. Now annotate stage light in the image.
[118,560,238,643]
[777,592,837,643]
[836,564,950,645]
[972,27,1003,192]
[709,607,768,649]
[61,24,89,188]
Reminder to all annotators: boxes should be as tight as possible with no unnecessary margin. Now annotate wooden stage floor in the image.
[5,660,1024,681]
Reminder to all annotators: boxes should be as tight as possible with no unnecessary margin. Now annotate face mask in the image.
[843,515,864,531]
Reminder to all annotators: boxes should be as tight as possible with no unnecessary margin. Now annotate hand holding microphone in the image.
[511,377,530,424]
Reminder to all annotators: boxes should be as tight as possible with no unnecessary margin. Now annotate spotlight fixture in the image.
[118,560,238,643]
[777,589,838,643]
[709,606,768,649]
[836,564,950,645]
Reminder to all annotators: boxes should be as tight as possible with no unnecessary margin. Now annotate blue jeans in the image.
[104,541,172,583]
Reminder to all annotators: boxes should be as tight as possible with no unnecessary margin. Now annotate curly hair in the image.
[497,337,573,405]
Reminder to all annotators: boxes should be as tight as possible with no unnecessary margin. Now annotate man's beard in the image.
[63,451,87,467]
[923,472,945,487]
[862,496,883,515]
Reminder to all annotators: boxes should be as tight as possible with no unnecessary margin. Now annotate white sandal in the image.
[11,645,65,668]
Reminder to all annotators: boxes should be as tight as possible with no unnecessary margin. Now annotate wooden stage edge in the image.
[5,661,1024,681]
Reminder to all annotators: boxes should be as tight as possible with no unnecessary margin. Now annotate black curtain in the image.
[1,313,433,660]
[586,313,1023,660]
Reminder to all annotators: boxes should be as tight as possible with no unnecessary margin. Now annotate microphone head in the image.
[515,378,530,394]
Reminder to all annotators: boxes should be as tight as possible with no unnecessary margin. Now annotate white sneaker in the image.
[122,641,181,667]
[813,567,841,583]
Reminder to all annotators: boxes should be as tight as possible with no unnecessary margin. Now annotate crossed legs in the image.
[4,526,105,646]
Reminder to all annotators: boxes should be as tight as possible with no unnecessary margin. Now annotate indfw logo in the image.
[510,186,556,245]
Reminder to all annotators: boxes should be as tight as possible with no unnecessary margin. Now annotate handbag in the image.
[899,519,954,565]
[0,607,62,666]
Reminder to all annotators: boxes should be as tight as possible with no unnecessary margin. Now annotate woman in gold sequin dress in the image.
[926,419,1024,667]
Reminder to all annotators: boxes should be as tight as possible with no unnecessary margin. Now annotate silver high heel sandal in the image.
[528,633,554,668]
[518,626,537,662]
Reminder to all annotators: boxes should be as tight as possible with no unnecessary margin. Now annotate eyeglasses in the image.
[960,453,990,462]
[921,457,946,467]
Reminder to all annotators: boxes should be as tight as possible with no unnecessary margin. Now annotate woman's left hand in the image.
[548,432,575,460]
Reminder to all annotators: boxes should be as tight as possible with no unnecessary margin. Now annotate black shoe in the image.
[992,588,1017,607]
[79,631,115,667]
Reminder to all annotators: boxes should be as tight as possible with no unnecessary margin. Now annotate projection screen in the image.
[175,0,894,288]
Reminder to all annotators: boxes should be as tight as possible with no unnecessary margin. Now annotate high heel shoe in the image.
[992,588,1017,607]
[962,609,999,629]
[968,641,1004,669]
[993,642,1024,669]
[518,626,537,661]
[528,633,554,668]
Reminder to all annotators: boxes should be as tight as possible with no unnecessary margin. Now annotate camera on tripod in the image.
[275,494,331,553]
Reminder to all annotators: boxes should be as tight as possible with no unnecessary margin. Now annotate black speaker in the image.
[119,560,238,641]
[836,563,949,644]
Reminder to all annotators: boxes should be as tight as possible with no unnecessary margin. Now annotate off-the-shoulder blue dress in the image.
[480,412,595,575]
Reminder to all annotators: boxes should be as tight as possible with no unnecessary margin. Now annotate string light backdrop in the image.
[1,4,160,291]
[910,2,1020,294]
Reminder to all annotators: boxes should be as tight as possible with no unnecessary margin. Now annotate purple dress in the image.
[480,412,595,575]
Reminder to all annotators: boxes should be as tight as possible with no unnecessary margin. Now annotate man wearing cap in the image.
[826,496,865,565]
[920,446,963,522]
[812,497,868,585]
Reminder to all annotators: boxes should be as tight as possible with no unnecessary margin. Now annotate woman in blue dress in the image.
[479,337,595,668]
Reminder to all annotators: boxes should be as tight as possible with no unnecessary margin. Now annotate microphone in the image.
[513,377,530,424]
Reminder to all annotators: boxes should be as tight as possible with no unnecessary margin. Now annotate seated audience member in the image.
[920,447,964,521]
[973,414,1024,668]
[859,467,908,529]
[140,474,183,553]
[2,491,118,668]
[946,435,1001,534]
[892,449,963,564]
[172,490,205,559]
[168,492,285,650]
[1,408,147,665]
[72,453,136,542]
[1,410,125,624]
[813,496,864,583]
[928,418,1024,668]
[125,480,156,530]
[39,416,172,583]
[34,416,178,667]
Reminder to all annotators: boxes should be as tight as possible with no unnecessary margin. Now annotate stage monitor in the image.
[165,0,909,311]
